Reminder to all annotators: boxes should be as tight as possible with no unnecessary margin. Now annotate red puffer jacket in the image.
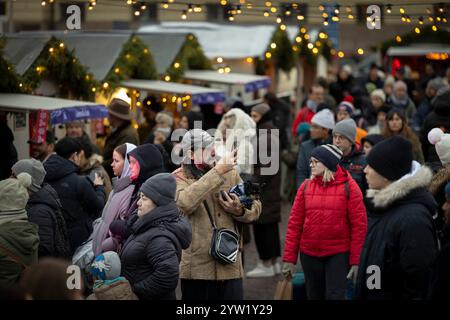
[283,166,367,266]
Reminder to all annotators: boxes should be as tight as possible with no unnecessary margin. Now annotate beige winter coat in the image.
[173,165,261,280]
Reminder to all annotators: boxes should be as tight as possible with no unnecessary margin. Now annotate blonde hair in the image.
[311,167,336,185]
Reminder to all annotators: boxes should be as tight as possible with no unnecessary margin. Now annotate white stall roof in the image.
[387,44,450,56]
[139,22,317,59]
[121,80,226,105]
[0,94,107,124]
[184,70,271,92]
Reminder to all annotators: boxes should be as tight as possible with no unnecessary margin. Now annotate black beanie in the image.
[366,136,412,181]
[310,144,343,172]
[55,137,83,159]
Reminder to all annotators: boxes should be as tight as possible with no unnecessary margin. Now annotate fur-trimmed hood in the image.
[428,163,450,196]
[80,154,104,173]
[367,164,434,209]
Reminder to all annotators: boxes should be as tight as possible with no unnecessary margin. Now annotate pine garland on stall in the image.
[102,36,158,93]
[0,38,28,93]
[266,27,295,73]
[20,37,98,100]
[166,33,212,82]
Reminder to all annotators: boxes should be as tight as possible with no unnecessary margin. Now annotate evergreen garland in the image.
[293,27,317,66]
[102,35,157,93]
[380,25,450,54]
[22,36,98,101]
[265,27,295,73]
[166,34,212,82]
[0,38,27,93]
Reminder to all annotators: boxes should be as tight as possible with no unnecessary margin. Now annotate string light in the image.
[265,52,272,59]
[432,25,438,31]
[396,35,402,42]
[386,4,392,14]
[41,1,46,6]
[297,14,305,21]
[216,57,224,63]
[400,7,405,14]
[280,24,286,31]
[174,62,181,69]
[246,57,253,63]
[357,48,364,55]
[181,10,187,20]
[270,42,277,49]
[338,51,345,58]
[415,27,421,34]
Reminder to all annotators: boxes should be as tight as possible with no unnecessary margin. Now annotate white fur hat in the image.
[428,128,450,165]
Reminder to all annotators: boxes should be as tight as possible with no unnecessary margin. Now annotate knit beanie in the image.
[0,172,32,213]
[11,159,46,193]
[310,144,343,172]
[333,118,357,144]
[181,129,214,153]
[251,103,271,116]
[140,173,176,206]
[55,136,83,159]
[428,128,450,165]
[337,101,355,116]
[155,112,174,128]
[311,109,335,130]
[154,127,172,139]
[90,251,121,281]
[361,134,384,147]
[366,136,413,181]
[371,89,386,103]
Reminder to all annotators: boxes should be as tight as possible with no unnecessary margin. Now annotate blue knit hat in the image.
[310,144,343,172]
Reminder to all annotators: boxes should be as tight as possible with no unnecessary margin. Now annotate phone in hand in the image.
[220,190,229,201]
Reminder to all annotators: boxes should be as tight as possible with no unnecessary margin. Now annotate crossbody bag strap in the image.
[203,200,217,230]
[0,242,28,269]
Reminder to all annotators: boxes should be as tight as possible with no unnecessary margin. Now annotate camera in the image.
[228,181,264,209]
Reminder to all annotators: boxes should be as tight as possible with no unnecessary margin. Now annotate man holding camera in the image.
[173,129,261,300]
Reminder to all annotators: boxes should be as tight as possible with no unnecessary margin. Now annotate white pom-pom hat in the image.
[428,128,450,165]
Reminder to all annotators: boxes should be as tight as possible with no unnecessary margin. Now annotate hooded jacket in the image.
[340,145,368,195]
[44,154,106,253]
[355,165,438,300]
[120,202,192,300]
[216,108,256,176]
[283,166,367,266]
[79,154,112,198]
[0,220,39,286]
[26,183,70,259]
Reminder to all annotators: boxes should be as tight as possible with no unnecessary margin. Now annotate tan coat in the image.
[173,166,261,281]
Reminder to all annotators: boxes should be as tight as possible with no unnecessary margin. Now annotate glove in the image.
[347,265,359,285]
[282,262,296,279]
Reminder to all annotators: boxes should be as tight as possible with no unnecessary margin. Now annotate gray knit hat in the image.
[11,159,46,193]
[140,173,176,206]
[251,103,271,116]
[181,129,214,152]
[333,118,357,144]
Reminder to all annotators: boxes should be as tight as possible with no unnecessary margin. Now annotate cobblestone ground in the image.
[243,200,292,300]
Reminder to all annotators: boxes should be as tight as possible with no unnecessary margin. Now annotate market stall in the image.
[183,70,271,103]
[0,93,107,159]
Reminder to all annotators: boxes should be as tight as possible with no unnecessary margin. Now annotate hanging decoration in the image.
[292,27,318,66]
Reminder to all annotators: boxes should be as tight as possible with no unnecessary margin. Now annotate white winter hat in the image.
[371,89,386,103]
[311,109,335,130]
[428,128,450,165]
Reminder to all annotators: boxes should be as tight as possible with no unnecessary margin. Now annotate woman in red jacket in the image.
[282,144,367,300]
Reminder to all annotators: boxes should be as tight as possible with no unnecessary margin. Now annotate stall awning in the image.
[387,44,450,56]
[121,80,226,105]
[0,94,107,124]
[183,71,271,93]
[139,22,317,59]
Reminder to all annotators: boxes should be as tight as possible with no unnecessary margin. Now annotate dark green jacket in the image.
[0,220,39,286]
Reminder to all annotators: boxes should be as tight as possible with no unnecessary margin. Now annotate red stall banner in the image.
[31,109,50,143]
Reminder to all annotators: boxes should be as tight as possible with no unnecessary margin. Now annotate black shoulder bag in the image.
[203,200,240,265]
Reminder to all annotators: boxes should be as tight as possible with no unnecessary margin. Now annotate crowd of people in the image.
[1,62,450,301]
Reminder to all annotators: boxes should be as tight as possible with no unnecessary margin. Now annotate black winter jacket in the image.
[355,166,438,300]
[44,154,106,253]
[120,202,192,300]
[26,183,71,258]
